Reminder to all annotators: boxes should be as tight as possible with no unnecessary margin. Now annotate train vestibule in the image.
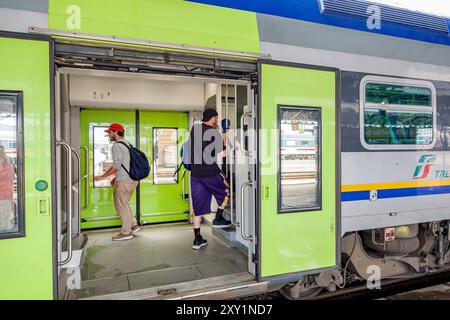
[54,67,259,299]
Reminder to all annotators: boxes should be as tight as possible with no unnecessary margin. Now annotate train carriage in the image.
[1,0,450,300]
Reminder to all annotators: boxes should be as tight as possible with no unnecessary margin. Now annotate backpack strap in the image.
[115,141,131,175]
[116,140,132,149]
[173,164,182,181]
[181,169,188,182]
[173,166,189,182]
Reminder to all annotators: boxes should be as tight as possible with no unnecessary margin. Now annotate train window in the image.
[153,128,178,185]
[278,106,321,213]
[365,83,432,106]
[0,92,24,239]
[93,126,114,188]
[360,76,436,150]
[364,109,433,145]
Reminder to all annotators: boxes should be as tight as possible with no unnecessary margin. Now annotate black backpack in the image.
[116,141,150,181]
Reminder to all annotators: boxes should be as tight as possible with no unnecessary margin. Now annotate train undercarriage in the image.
[281,220,450,299]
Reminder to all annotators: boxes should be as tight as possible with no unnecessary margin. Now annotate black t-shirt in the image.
[189,123,225,178]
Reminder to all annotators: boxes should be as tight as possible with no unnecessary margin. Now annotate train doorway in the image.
[79,110,190,229]
[79,110,138,229]
[54,67,261,299]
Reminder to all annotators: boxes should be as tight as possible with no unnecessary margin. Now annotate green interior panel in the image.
[260,64,337,278]
[48,0,260,54]
[0,37,53,299]
[80,109,137,230]
[139,111,189,224]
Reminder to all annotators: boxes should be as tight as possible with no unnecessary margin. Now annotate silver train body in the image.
[257,14,450,231]
[255,13,450,296]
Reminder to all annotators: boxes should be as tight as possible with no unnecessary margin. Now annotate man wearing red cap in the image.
[94,123,140,241]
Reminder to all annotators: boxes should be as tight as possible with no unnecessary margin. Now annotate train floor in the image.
[66,222,248,299]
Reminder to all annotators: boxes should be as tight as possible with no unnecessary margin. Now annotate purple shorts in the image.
[191,173,230,216]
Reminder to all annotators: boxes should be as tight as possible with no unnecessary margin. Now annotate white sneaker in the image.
[131,225,141,234]
[112,232,134,241]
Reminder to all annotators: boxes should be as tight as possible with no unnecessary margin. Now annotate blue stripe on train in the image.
[342,185,450,202]
[187,0,450,48]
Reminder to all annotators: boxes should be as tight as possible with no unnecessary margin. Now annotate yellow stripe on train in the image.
[341,179,450,192]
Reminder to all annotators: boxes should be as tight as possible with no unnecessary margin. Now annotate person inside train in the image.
[189,109,231,250]
[94,123,141,241]
[0,145,15,232]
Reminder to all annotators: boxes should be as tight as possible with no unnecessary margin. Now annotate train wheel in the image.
[278,286,322,300]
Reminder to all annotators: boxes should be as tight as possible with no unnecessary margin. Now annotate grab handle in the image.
[182,171,190,203]
[240,113,252,156]
[57,141,73,266]
[240,181,254,241]
[70,147,81,236]
[80,146,89,210]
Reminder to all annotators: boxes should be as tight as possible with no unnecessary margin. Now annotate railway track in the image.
[313,270,450,300]
[244,270,450,300]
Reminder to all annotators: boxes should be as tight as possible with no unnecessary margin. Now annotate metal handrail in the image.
[240,113,252,156]
[229,152,235,226]
[229,85,236,226]
[80,146,89,210]
[71,147,81,236]
[224,84,229,178]
[182,170,190,203]
[57,141,73,266]
[240,181,254,241]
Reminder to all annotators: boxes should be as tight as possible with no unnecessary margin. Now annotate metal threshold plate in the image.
[80,272,267,300]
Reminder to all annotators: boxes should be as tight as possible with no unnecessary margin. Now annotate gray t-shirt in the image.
[112,140,132,182]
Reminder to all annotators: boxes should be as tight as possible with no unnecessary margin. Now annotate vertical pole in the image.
[135,110,141,225]
[225,85,229,178]
[230,84,237,225]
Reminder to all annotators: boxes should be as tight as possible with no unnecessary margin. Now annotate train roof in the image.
[2,0,450,80]
[191,0,450,48]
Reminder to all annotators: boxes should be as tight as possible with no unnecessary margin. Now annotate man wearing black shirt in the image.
[189,109,231,250]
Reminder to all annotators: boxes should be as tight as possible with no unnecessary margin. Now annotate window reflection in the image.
[364,109,433,145]
[279,107,320,212]
[363,80,435,147]
[153,128,178,185]
[93,126,114,188]
[365,83,432,106]
[0,95,18,234]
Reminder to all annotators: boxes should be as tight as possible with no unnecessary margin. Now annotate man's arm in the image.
[94,166,116,181]
[94,143,122,181]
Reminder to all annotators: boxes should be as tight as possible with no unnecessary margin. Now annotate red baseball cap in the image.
[105,123,125,133]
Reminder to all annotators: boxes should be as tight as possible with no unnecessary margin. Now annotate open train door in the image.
[0,33,54,299]
[257,61,340,284]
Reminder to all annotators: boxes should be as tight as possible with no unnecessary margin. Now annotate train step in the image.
[80,272,268,300]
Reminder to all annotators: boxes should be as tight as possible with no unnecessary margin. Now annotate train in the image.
[1,0,450,300]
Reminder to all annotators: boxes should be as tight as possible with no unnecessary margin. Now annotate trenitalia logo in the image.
[413,155,436,179]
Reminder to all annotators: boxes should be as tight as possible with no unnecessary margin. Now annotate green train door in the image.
[80,109,137,229]
[258,62,339,282]
[0,36,54,299]
[139,111,189,224]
